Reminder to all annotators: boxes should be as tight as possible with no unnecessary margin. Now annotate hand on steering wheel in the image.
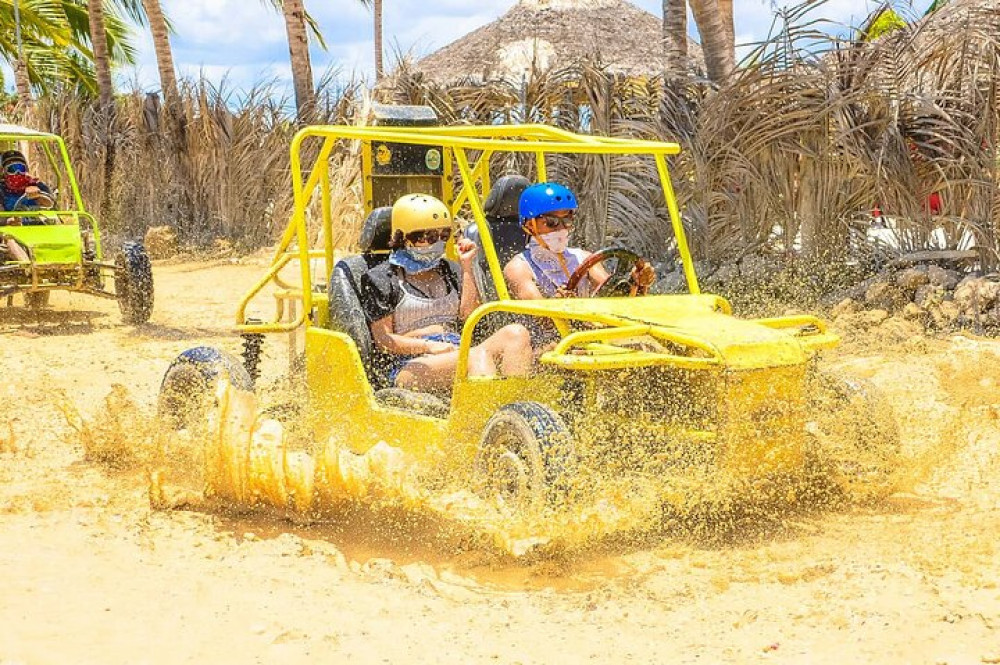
[565,247,655,297]
[13,189,56,212]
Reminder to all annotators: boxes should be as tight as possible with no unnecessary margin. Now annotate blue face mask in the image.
[389,241,445,274]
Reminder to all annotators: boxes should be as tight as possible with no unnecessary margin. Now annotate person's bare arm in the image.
[370,315,452,355]
[456,237,481,319]
[589,259,611,292]
[504,256,546,300]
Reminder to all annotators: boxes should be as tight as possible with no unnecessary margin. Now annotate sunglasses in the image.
[406,227,453,244]
[537,212,574,231]
[4,163,27,176]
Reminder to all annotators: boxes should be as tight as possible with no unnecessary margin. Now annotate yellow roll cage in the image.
[236,124,698,334]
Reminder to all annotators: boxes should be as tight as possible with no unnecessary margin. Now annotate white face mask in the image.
[409,240,445,263]
[536,229,570,254]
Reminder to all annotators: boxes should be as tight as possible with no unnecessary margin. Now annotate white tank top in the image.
[392,273,460,335]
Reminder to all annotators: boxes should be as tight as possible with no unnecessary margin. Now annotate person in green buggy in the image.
[1,150,53,214]
[1,149,55,262]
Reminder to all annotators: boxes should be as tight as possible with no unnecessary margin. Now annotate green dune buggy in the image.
[0,124,153,322]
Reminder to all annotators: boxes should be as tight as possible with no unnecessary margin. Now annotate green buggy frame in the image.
[0,124,153,322]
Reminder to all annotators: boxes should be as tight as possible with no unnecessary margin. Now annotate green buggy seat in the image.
[3,223,82,264]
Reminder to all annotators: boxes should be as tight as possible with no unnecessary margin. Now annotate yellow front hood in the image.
[484,294,834,371]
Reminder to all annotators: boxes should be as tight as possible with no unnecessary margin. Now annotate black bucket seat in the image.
[463,174,531,302]
[326,207,449,417]
[327,207,393,388]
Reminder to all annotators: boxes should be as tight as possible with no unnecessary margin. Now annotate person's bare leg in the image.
[393,349,460,392]
[4,238,28,263]
[476,324,533,377]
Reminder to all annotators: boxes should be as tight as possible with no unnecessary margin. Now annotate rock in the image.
[902,302,926,322]
[927,265,960,290]
[830,298,858,318]
[865,282,908,312]
[929,301,961,328]
[706,263,737,285]
[895,267,929,293]
[875,316,923,344]
[914,284,945,308]
[143,225,177,259]
[836,309,889,331]
[953,277,1000,314]
[739,255,779,280]
[652,270,686,294]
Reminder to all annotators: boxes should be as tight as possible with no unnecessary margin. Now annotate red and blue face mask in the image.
[4,162,37,194]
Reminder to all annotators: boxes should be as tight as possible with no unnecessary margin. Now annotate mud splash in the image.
[64,376,920,564]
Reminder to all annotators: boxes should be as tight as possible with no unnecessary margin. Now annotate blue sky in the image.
[5,0,935,96]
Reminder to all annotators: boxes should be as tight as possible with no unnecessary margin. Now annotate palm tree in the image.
[85,0,113,107]
[281,0,314,119]
[141,0,178,105]
[263,0,329,121]
[662,0,688,80]
[719,0,733,57]
[689,0,734,83]
[374,0,383,81]
[85,0,145,107]
[1,0,137,106]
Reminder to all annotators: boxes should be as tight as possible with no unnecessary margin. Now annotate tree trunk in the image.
[87,0,114,108]
[374,0,384,81]
[689,0,735,84]
[662,0,688,81]
[281,0,316,121]
[718,0,735,58]
[142,0,179,105]
[14,59,33,110]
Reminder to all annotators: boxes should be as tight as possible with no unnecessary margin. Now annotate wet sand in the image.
[1,258,998,664]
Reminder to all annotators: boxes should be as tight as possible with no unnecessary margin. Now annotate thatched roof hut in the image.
[415,0,704,85]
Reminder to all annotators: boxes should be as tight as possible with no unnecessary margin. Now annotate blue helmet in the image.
[518,182,578,221]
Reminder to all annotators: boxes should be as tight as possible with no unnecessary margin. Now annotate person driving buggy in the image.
[504,182,656,300]
[503,182,610,299]
[1,150,53,215]
[361,193,533,392]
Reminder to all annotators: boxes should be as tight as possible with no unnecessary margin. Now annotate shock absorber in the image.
[241,318,264,389]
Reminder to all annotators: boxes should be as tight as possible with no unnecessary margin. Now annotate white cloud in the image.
[12,0,936,97]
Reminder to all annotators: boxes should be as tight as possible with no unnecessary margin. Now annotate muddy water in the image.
[2,259,1000,664]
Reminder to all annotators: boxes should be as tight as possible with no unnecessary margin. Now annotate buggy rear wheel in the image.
[158,346,254,430]
[474,402,577,513]
[116,241,153,324]
[24,291,49,309]
[805,370,901,503]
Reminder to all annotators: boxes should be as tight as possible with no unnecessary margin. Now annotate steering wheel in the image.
[13,190,56,212]
[565,247,654,297]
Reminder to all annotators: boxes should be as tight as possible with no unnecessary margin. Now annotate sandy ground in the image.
[1,258,999,665]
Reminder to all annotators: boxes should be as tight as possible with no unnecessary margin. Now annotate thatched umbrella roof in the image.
[415,0,704,85]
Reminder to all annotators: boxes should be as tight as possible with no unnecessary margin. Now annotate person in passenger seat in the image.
[361,194,533,392]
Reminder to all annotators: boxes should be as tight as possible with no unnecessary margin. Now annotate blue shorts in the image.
[387,332,461,384]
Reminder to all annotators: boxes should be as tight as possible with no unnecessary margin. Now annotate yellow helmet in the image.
[391,194,451,236]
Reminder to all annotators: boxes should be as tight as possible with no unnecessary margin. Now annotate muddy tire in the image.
[24,291,49,309]
[158,346,254,430]
[805,370,901,503]
[116,241,154,324]
[474,402,577,512]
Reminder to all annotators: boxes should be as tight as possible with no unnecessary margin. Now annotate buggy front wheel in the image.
[158,346,254,430]
[116,241,154,324]
[805,370,901,503]
[474,402,578,513]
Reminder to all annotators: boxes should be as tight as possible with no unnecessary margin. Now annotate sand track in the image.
[2,259,999,664]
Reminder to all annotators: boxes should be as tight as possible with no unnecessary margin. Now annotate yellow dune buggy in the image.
[0,124,153,323]
[159,107,898,515]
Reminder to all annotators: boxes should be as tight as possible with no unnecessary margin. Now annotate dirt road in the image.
[2,259,999,664]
